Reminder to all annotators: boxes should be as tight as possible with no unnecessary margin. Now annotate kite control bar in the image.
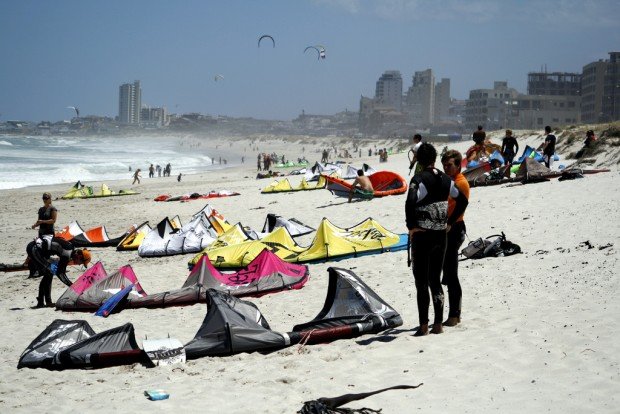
[408,149,415,176]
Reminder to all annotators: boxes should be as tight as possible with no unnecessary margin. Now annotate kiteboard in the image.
[143,338,185,367]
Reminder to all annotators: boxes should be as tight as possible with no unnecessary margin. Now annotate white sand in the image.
[0,129,618,413]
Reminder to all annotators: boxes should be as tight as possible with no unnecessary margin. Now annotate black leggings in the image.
[442,221,466,318]
[411,230,447,326]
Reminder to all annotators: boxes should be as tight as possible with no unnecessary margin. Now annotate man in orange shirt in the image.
[441,149,470,326]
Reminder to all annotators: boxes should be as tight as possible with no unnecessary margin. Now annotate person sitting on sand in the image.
[349,169,374,203]
[583,130,596,148]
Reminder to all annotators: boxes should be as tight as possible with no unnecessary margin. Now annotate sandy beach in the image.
[0,128,618,413]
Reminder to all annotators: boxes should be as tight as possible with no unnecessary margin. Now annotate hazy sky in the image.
[1,0,619,122]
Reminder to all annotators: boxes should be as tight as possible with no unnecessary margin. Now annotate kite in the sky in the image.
[304,45,326,60]
[67,106,80,117]
[258,34,275,48]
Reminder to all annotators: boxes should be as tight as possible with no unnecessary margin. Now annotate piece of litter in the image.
[144,390,169,401]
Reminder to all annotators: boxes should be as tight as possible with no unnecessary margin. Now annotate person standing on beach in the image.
[440,150,470,327]
[257,154,262,171]
[149,164,155,178]
[29,193,65,307]
[32,192,57,238]
[132,169,141,185]
[501,129,519,165]
[405,143,468,336]
[540,126,556,169]
[409,134,424,175]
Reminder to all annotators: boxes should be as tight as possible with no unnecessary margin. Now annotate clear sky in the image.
[1,0,619,122]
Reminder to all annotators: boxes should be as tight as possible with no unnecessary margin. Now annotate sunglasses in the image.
[42,196,50,200]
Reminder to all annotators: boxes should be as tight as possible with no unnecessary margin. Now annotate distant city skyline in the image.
[1,0,619,122]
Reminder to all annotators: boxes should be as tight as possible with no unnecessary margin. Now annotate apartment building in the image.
[118,81,141,125]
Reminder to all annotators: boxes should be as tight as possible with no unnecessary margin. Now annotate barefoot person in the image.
[348,169,374,202]
[132,168,142,185]
[540,126,557,169]
[405,143,468,336]
[441,150,470,327]
[26,237,91,308]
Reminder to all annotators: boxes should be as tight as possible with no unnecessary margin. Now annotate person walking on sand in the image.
[132,169,141,185]
[348,169,374,203]
[405,143,468,336]
[501,129,519,166]
[441,150,470,327]
[539,126,556,169]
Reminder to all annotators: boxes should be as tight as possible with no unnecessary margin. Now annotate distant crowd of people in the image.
[131,163,173,185]
[257,152,293,171]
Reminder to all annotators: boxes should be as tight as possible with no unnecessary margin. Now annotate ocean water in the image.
[0,134,241,190]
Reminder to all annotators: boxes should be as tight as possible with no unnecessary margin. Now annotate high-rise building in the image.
[405,69,435,127]
[118,81,142,124]
[434,78,451,123]
[375,71,403,111]
[581,52,620,123]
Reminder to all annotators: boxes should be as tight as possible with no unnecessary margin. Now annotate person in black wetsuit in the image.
[26,237,91,308]
[501,129,519,165]
[405,143,468,336]
[540,126,556,169]
[32,192,57,237]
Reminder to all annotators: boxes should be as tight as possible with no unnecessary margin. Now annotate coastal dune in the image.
[0,129,618,413]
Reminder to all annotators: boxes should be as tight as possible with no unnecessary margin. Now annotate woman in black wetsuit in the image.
[29,192,61,308]
[32,192,57,237]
